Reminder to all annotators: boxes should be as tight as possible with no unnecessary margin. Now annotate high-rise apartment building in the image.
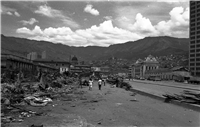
[42,51,46,59]
[27,52,38,60]
[190,1,200,76]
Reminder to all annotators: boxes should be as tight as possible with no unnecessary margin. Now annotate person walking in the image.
[98,78,102,90]
[88,78,93,91]
[102,79,106,86]
[79,76,82,88]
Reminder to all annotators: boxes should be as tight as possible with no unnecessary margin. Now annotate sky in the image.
[1,0,190,47]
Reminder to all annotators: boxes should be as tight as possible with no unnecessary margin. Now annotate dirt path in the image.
[5,82,200,127]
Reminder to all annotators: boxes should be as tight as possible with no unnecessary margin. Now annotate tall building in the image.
[27,52,38,60]
[42,51,46,59]
[190,1,200,76]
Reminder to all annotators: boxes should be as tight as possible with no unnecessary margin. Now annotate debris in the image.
[30,124,43,127]
[130,93,137,96]
[130,99,138,102]
[163,90,200,105]
[1,70,80,125]
[115,103,122,106]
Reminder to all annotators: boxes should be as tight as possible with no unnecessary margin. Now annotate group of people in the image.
[79,77,106,91]
[89,78,106,90]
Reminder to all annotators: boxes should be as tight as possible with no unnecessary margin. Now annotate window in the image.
[190,45,195,48]
[190,63,195,66]
[190,54,195,57]
[191,41,195,44]
[190,49,195,53]
[190,58,195,61]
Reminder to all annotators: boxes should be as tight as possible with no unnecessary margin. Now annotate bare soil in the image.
[4,82,200,127]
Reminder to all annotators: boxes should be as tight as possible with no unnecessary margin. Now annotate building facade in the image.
[70,65,92,74]
[33,59,70,74]
[1,54,58,79]
[130,55,159,79]
[190,1,200,76]
[27,52,38,60]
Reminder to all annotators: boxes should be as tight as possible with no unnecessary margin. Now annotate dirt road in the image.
[6,82,200,127]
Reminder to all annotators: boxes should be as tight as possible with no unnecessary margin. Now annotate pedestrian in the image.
[88,78,93,91]
[102,79,106,86]
[79,77,82,88]
[98,78,102,90]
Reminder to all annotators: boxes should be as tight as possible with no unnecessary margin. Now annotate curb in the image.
[129,88,200,112]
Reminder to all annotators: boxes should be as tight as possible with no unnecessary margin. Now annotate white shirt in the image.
[98,79,102,85]
[89,80,93,86]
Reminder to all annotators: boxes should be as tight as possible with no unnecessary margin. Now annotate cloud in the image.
[84,4,99,16]
[20,18,38,25]
[158,0,189,3]
[104,16,113,20]
[1,5,20,17]
[16,26,43,35]
[34,4,80,28]
[129,13,158,35]
[16,20,143,47]
[14,12,20,17]
[155,6,189,37]
[115,5,189,38]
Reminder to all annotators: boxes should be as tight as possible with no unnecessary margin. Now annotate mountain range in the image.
[1,34,189,61]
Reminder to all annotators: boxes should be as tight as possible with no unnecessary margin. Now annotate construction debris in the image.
[163,90,200,105]
[1,71,80,125]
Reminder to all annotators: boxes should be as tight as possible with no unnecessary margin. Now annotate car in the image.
[148,76,161,81]
[154,77,161,81]
[140,77,145,80]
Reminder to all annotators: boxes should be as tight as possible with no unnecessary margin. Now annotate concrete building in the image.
[42,51,46,59]
[71,55,78,65]
[27,52,38,60]
[1,53,58,79]
[33,59,70,74]
[190,1,200,76]
[70,65,92,74]
[130,55,159,79]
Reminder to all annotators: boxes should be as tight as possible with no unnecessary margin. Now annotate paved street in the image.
[126,79,200,97]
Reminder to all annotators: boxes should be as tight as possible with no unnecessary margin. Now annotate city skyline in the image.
[1,0,189,47]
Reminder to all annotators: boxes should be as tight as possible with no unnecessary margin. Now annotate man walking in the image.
[98,78,102,90]
[88,78,93,91]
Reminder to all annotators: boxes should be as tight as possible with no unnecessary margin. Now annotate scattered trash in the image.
[130,93,137,96]
[115,103,122,106]
[130,98,138,102]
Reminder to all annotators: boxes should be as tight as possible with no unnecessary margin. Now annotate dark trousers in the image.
[98,84,102,90]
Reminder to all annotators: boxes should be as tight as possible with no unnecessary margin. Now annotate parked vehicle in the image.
[147,76,161,81]
[139,77,145,80]
[188,76,200,84]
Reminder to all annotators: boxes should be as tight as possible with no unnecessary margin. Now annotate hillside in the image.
[1,34,189,61]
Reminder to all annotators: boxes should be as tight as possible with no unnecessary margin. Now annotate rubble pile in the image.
[163,90,200,105]
[1,72,79,126]
[106,78,132,90]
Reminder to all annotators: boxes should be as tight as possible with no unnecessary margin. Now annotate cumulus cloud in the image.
[104,16,113,20]
[20,18,38,25]
[129,13,158,35]
[84,4,99,16]
[1,5,20,17]
[155,6,189,37]
[115,5,189,38]
[16,26,43,35]
[16,20,143,47]
[34,4,80,28]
